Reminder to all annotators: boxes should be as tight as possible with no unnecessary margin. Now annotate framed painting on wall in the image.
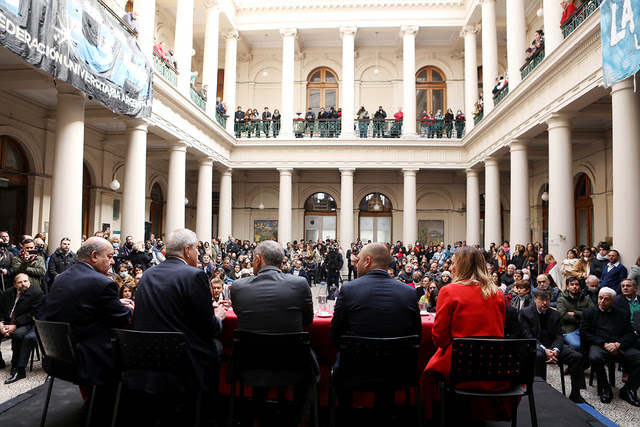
[418,220,444,246]
[254,220,278,242]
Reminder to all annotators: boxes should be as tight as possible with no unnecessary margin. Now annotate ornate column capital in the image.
[400,25,419,37]
[199,156,214,167]
[339,26,358,39]
[203,0,220,10]
[168,140,188,152]
[465,168,480,177]
[280,28,298,40]
[508,139,529,152]
[484,156,500,167]
[460,24,481,38]
[224,30,239,41]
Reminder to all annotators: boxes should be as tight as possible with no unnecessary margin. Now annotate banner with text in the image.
[601,0,640,87]
[0,0,152,117]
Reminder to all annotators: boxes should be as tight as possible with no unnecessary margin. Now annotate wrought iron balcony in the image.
[98,0,137,37]
[493,85,509,107]
[152,51,178,87]
[416,119,465,139]
[520,48,546,81]
[352,119,404,138]
[190,86,206,111]
[474,111,484,126]
[234,119,282,138]
[216,111,227,128]
[561,0,602,39]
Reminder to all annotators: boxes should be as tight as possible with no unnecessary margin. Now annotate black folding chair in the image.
[329,335,423,427]
[226,330,319,427]
[110,329,200,427]
[34,319,95,427]
[439,338,538,427]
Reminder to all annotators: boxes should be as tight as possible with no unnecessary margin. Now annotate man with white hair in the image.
[580,287,640,406]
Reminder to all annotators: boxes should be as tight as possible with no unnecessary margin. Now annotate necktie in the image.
[9,292,23,324]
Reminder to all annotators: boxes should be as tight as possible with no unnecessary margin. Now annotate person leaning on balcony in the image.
[455,110,465,138]
[305,107,315,137]
[272,109,281,138]
[121,11,138,33]
[356,106,369,138]
[153,41,168,60]
[234,106,245,138]
[318,107,329,137]
[262,107,271,138]
[373,105,387,138]
[444,108,454,138]
[560,1,578,26]
[167,48,177,70]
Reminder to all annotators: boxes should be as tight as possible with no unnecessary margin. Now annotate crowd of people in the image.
[419,108,465,138]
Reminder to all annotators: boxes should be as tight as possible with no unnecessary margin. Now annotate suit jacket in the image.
[287,268,309,281]
[0,285,44,328]
[45,262,133,385]
[330,269,421,347]
[519,305,564,351]
[614,294,639,324]
[231,265,313,333]
[580,305,636,350]
[133,257,222,392]
[599,263,628,294]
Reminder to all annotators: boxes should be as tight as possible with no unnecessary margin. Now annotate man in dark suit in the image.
[287,259,311,286]
[134,228,226,393]
[581,287,640,406]
[599,250,628,294]
[45,237,133,385]
[231,240,314,424]
[0,273,44,383]
[614,279,640,328]
[520,288,585,403]
[234,106,245,137]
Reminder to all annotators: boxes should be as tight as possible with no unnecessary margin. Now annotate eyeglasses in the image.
[537,281,547,284]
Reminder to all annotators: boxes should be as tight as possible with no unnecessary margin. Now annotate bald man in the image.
[330,242,421,346]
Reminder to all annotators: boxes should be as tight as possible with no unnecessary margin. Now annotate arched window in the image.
[359,193,392,243]
[307,67,339,114]
[304,192,337,241]
[416,66,447,118]
[150,183,165,238]
[0,136,29,240]
[575,174,593,247]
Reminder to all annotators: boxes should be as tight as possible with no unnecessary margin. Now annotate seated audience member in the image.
[11,239,46,291]
[520,288,586,403]
[599,250,628,294]
[536,274,560,308]
[615,279,640,327]
[591,242,611,279]
[581,287,640,406]
[628,256,640,284]
[440,270,452,288]
[504,304,522,338]
[501,264,516,289]
[47,237,77,285]
[114,263,135,289]
[129,242,152,271]
[397,264,415,285]
[0,273,44,383]
[583,275,600,305]
[557,277,594,352]
[210,278,224,303]
[511,279,532,314]
[201,255,214,277]
[288,259,310,286]
[560,1,578,25]
[425,262,442,286]
[118,284,135,309]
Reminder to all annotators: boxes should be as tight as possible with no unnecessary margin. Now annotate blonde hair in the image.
[452,246,498,300]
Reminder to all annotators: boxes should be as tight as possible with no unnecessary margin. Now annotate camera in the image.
[27,249,39,255]
[0,242,9,248]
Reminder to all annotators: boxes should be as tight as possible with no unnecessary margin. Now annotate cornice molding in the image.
[233,0,464,12]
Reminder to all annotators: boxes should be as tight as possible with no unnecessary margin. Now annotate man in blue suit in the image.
[599,250,628,294]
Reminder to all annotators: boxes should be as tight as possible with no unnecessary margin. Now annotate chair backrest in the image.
[230,330,313,387]
[34,319,77,365]
[336,335,420,390]
[449,338,537,388]
[111,329,186,374]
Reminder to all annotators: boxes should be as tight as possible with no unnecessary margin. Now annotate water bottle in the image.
[224,279,233,306]
[318,282,328,313]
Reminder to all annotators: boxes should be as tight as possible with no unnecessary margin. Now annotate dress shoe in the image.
[599,385,613,404]
[569,392,586,404]
[4,370,26,384]
[620,386,640,407]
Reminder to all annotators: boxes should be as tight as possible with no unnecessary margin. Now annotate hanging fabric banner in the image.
[0,0,153,118]
[601,0,640,87]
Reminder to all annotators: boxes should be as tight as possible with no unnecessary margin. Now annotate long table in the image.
[218,309,436,406]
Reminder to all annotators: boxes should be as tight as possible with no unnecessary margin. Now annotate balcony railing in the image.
[351,119,402,138]
[474,111,484,126]
[416,119,465,139]
[520,48,546,81]
[493,85,509,107]
[153,51,179,87]
[190,86,206,111]
[561,0,602,39]
[98,0,137,37]
[216,111,228,128]
[235,119,283,138]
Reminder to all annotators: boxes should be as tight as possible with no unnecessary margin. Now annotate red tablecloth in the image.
[219,310,436,406]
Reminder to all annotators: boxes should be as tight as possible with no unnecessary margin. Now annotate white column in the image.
[121,119,148,241]
[506,0,526,89]
[461,25,479,132]
[279,28,297,139]
[611,78,640,262]
[339,169,355,247]
[547,115,575,261]
[481,0,498,116]
[224,31,239,134]
[278,168,293,244]
[49,86,85,249]
[339,26,357,139]
[218,168,233,239]
[203,1,220,116]
[466,169,481,246]
[543,0,564,55]
[165,141,187,233]
[509,140,530,246]
[403,169,418,246]
[174,0,194,93]
[196,157,214,245]
[484,157,501,249]
[136,0,156,62]
[400,26,419,138]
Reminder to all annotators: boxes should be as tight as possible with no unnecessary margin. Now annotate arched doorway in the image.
[149,183,164,238]
[0,136,28,240]
[416,66,447,117]
[358,193,392,243]
[304,192,337,242]
[307,67,339,114]
[575,174,593,248]
[82,164,91,237]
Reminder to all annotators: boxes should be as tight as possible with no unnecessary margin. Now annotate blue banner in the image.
[601,0,640,87]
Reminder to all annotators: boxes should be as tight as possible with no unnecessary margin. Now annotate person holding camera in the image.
[0,231,14,292]
[10,239,46,291]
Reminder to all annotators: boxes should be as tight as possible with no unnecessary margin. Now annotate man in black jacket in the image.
[234,106,245,137]
[520,288,586,403]
[581,287,640,406]
[0,273,44,383]
[590,242,610,279]
[305,107,315,137]
[373,106,387,137]
[47,237,77,285]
